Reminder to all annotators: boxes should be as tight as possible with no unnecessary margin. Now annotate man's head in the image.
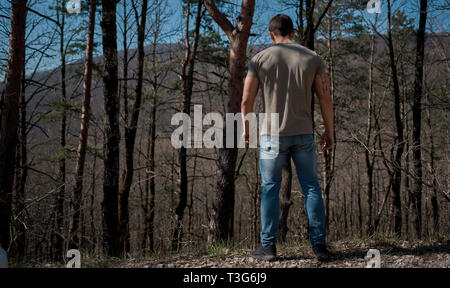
[268,14,295,43]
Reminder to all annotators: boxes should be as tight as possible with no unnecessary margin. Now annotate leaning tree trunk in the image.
[204,0,255,244]
[70,0,97,250]
[119,0,148,256]
[0,0,27,250]
[101,0,121,256]
[411,0,428,239]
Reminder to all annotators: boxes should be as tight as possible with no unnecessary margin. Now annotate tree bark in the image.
[101,0,120,256]
[0,0,27,250]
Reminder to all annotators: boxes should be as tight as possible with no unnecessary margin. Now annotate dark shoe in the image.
[251,244,276,261]
[312,243,330,261]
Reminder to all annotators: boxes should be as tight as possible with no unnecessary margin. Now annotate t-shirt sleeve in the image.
[247,55,259,78]
[315,55,327,76]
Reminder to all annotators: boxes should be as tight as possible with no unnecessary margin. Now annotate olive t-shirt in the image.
[247,42,327,136]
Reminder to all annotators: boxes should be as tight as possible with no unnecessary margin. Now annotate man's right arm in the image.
[313,72,334,151]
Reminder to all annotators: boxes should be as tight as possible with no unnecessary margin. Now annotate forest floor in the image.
[67,237,450,268]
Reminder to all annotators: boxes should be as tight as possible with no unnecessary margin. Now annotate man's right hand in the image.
[320,130,334,152]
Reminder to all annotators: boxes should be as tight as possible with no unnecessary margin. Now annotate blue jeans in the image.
[259,134,326,247]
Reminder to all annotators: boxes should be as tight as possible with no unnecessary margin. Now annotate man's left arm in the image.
[241,75,259,143]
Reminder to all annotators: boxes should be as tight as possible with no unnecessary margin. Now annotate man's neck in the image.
[274,38,293,44]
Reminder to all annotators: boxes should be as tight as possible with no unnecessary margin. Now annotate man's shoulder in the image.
[250,43,324,64]
[286,43,322,58]
[251,45,273,61]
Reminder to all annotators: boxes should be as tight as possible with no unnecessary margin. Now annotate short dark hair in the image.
[269,14,294,37]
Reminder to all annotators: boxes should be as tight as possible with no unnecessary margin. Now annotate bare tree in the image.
[0,0,27,250]
[70,0,97,249]
[53,0,67,261]
[172,0,203,251]
[386,0,404,236]
[203,0,255,243]
[365,14,378,236]
[118,0,148,255]
[410,0,428,238]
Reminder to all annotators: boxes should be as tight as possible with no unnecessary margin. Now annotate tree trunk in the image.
[323,9,336,232]
[0,0,27,250]
[411,0,428,239]
[356,154,362,237]
[387,0,403,236]
[70,0,97,249]
[101,0,120,256]
[278,159,292,243]
[204,0,255,244]
[426,92,439,234]
[54,0,66,261]
[172,0,203,251]
[143,42,158,253]
[13,64,27,260]
[119,0,148,256]
[365,24,376,235]
[90,133,98,254]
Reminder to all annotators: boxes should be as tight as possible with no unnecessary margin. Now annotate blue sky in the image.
[0,0,448,77]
